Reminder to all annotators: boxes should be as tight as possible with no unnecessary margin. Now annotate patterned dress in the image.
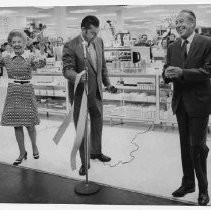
[0,51,46,127]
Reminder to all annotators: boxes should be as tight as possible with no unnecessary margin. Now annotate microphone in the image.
[82,41,87,59]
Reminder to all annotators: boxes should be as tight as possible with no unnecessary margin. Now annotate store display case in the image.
[158,75,177,125]
[103,46,190,128]
[103,73,157,125]
[104,47,148,74]
[31,51,178,127]
[32,60,70,116]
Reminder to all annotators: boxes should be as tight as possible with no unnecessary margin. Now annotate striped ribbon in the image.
[52,70,88,170]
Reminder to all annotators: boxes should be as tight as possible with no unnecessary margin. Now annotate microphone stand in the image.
[75,40,100,195]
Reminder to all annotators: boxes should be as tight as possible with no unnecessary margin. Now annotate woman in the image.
[0,29,46,166]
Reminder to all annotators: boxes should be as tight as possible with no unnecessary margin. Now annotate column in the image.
[116,9,124,33]
[54,6,67,40]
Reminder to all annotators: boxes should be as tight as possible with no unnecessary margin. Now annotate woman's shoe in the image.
[13,152,27,166]
[33,153,39,159]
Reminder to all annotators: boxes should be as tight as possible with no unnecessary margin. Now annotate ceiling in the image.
[0,4,211,39]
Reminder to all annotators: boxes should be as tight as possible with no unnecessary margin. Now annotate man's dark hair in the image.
[81,15,100,29]
[180,9,196,20]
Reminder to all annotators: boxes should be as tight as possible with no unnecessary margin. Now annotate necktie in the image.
[88,43,97,70]
[181,39,189,60]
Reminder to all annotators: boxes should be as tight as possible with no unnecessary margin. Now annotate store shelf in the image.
[108,73,156,78]
[33,69,69,115]
[33,72,63,76]
[34,85,65,90]
[35,95,66,99]
[105,47,131,51]
[38,107,67,114]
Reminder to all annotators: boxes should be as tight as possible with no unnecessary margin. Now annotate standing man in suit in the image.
[62,15,115,176]
[163,10,211,205]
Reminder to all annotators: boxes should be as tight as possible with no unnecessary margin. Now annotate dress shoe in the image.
[172,186,195,197]
[33,153,39,159]
[198,192,209,206]
[90,153,111,162]
[13,152,27,166]
[79,164,90,176]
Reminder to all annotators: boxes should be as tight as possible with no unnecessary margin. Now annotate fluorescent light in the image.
[70,9,97,13]
[34,6,54,9]
[131,19,151,22]
[125,24,141,27]
[121,5,149,9]
[143,9,166,13]
[67,25,79,28]
[197,5,211,9]
[27,14,52,18]
[98,13,116,17]
[66,17,78,20]
[0,10,17,16]
[123,16,136,20]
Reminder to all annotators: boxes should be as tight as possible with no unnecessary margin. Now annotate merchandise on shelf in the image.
[33,69,68,114]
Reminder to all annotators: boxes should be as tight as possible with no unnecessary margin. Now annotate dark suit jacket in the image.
[163,34,211,117]
[62,35,111,106]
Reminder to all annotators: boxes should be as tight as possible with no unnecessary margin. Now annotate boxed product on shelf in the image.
[39,89,47,95]
[103,92,123,100]
[33,76,53,84]
[54,90,66,97]
[103,104,117,117]
[46,89,54,96]
[110,106,126,116]
[34,89,40,95]
[110,105,156,119]
[46,57,56,66]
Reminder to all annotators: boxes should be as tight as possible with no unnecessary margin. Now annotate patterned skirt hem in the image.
[1,121,40,127]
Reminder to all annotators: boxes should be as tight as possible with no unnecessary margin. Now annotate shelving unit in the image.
[158,75,177,125]
[104,73,157,127]
[33,72,70,116]
[31,49,177,127]
[103,47,175,127]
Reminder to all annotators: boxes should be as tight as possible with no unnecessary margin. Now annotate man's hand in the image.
[165,66,183,79]
[106,85,117,93]
[79,71,88,84]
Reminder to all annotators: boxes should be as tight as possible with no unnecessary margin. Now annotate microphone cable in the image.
[103,123,154,168]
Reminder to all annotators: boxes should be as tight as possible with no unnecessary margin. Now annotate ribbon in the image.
[52,70,88,170]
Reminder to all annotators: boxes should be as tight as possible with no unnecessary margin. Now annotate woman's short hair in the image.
[7,29,27,44]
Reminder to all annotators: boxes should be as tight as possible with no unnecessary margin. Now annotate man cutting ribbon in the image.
[55,15,117,176]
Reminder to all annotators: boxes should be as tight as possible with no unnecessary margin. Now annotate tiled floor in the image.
[0,117,210,205]
[0,76,210,205]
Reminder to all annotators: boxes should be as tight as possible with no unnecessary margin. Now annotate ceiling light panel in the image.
[0,10,17,16]
[123,16,136,20]
[197,5,211,9]
[66,17,78,20]
[98,13,116,17]
[143,9,166,13]
[131,19,151,22]
[70,9,97,13]
[27,14,52,18]
[34,6,55,9]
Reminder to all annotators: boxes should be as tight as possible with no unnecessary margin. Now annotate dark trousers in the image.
[176,99,209,193]
[73,92,103,166]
